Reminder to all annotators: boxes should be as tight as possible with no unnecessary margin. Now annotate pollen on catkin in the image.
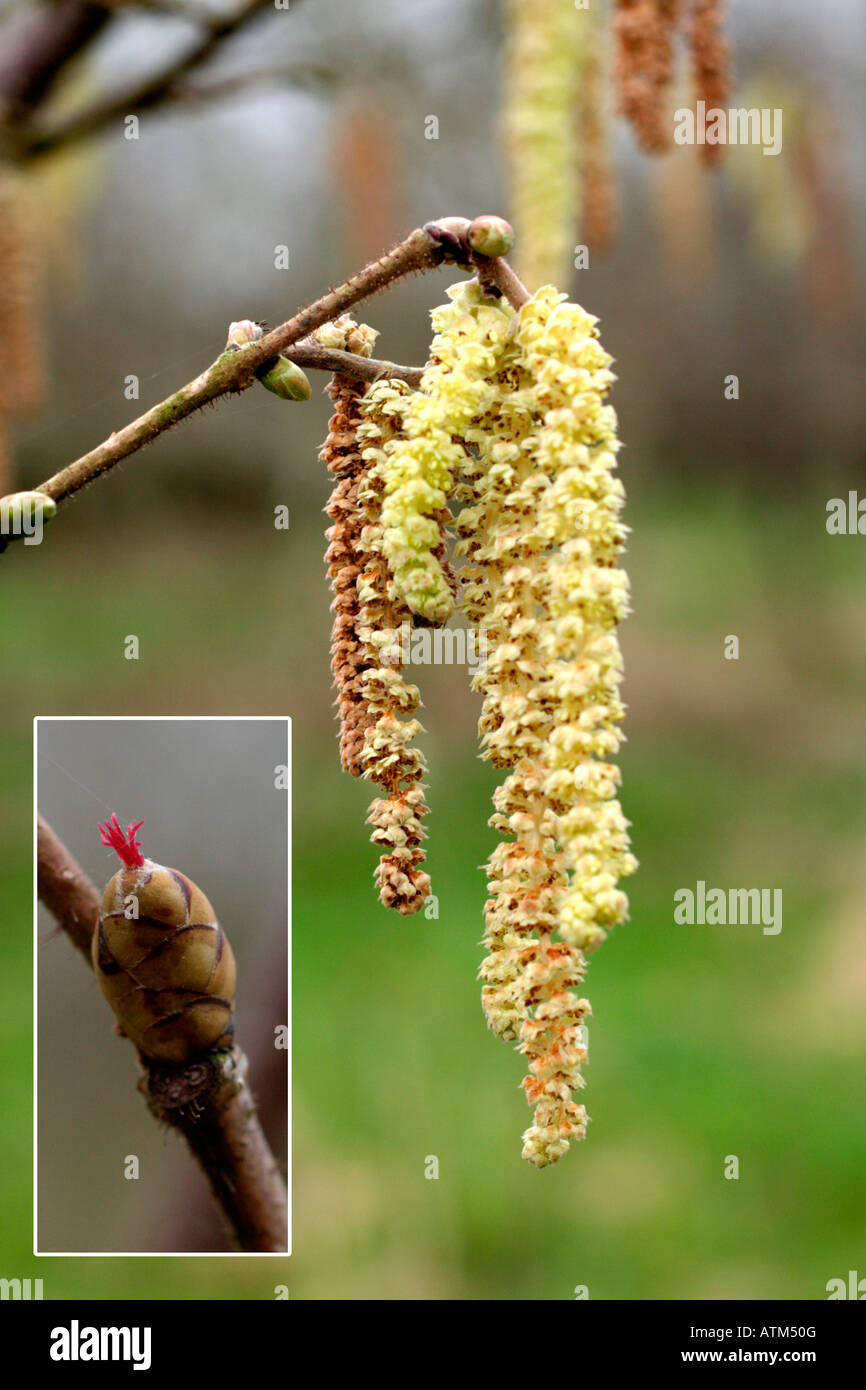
[356,379,434,914]
[453,281,636,1167]
[375,280,510,623]
[579,8,619,254]
[503,0,584,290]
[320,315,381,777]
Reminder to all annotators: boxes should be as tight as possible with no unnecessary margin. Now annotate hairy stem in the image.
[36,814,100,962]
[286,341,425,389]
[142,1047,288,1253]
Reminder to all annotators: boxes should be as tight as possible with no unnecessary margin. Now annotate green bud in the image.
[467,215,515,260]
[260,356,311,402]
[226,319,263,349]
[1,490,56,522]
[0,490,56,547]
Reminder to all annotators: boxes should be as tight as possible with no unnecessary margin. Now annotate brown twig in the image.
[166,60,338,107]
[473,254,531,309]
[36,813,288,1254]
[0,220,528,542]
[36,813,100,962]
[142,1047,287,1253]
[285,341,425,389]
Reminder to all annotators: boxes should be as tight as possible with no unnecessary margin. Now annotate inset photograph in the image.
[35,716,290,1255]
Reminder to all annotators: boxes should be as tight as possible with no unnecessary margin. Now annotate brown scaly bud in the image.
[92,816,236,1064]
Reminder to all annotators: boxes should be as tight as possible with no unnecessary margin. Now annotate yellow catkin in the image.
[374,287,508,623]
[503,0,585,291]
[450,279,636,1167]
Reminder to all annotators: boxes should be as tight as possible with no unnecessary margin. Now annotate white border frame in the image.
[33,714,292,1258]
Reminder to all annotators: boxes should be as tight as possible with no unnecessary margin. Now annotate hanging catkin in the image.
[503,0,584,290]
[690,0,732,164]
[433,277,636,1167]
[0,166,44,494]
[613,0,680,154]
[320,317,381,777]
[320,323,432,914]
[356,380,432,915]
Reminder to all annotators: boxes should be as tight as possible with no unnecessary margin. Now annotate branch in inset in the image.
[142,1047,288,1254]
[36,813,288,1254]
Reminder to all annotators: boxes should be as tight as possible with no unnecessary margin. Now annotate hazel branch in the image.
[0,217,526,543]
[0,1,111,123]
[163,60,338,108]
[36,813,288,1255]
[36,814,100,963]
[22,226,442,508]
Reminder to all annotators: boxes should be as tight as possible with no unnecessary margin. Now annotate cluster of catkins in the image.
[503,1,732,288]
[318,279,636,1166]
[613,0,731,159]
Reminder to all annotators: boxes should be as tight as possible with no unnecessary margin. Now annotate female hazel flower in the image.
[93,816,235,1064]
[320,315,382,777]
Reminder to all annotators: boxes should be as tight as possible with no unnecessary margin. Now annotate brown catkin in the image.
[322,368,379,777]
[320,329,431,915]
[690,0,731,165]
[0,167,44,493]
[613,0,680,154]
[579,10,619,254]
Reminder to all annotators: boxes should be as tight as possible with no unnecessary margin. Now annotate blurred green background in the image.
[1,0,864,1299]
